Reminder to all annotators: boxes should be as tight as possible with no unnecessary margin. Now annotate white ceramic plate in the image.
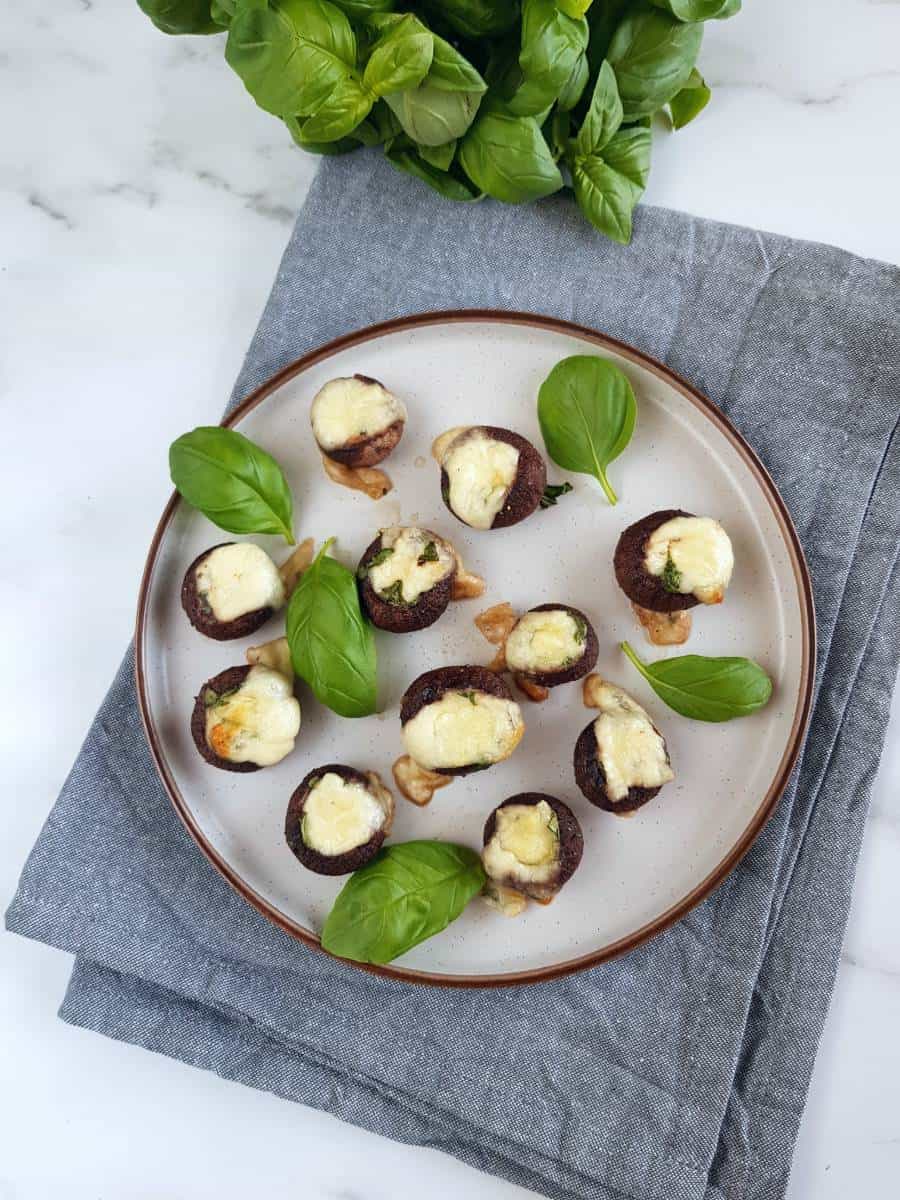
[137,312,814,986]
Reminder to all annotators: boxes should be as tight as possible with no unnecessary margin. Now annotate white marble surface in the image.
[2,1,898,1196]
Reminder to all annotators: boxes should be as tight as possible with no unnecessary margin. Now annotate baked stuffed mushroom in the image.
[181,542,286,641]
[311,375,406,468]
[285,764,394,876]
[432,425,547,530]
[357,526,457,633]
[482,793,583,903]
[504,604,599,688]
[574,679,673,814]
[614,509,734,613]
[400,665,525,776]
[191,664,301,773]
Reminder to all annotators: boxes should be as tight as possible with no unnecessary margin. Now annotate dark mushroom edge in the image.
[357,527,457,633]
[181,542,283,641]
[285,764,394,876]
[311,375,406,469]
[482,793,583,903]
[400,665,525,777]
[504,603,599,688]
[438,426,547,530]
[613,509,698,614]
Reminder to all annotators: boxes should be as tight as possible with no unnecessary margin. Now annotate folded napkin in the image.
[8,152,900,1200]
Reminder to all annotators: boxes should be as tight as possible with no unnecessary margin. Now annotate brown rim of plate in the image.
[135,309,817,990]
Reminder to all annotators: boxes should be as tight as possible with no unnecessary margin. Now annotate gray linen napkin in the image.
[8,152,900,1200]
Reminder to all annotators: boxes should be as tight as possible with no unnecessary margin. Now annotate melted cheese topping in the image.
[402,690,524,771]
[483,801,560,885]
[195,543,285,623]
[301,772,386,857]
[205,665,301,767]
[440,429,519,530]
[310,377,406,452]
[591,681,673,802]
[644,516,734,605]
[367,526,455,603]
[505,609,585,674]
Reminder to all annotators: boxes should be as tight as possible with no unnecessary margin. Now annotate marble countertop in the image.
[2,1,898,1196]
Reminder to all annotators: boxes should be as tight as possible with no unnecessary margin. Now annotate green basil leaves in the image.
[137,0,221,36]
[621,641,773,722]
[286,539,378,718]
[459,109,563,203]
[537,354,636,504]
[321,841,486,963]
[141,0,740,242]
[607,5,704,121]
[169,426,295,543]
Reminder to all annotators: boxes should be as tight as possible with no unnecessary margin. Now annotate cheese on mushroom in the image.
[402,690,524,771]
[300,772,387,857]
[505,609,585,674]
[483,801,560,886]
[195,543,285,623]
[644,516,734,604]
[591,681,673,802]
[310,377,407,452]
[205,665,300,766]
[366,527,455,603]
[440,429,519,530]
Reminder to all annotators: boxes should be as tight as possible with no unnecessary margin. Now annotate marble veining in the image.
[1,2,898,1199]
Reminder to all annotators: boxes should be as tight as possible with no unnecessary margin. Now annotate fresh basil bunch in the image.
[136,0,740,243]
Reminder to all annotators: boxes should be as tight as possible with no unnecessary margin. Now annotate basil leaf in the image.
[508,0,589,118]
[417,139,457,170]
[137,0,221,35]
[572,123,651,243]
[426,0,520,39]
[621,641,773,722]
[321,841,486,963]
[574,58,623,156]
[557,52,589,111]
[537,354,636,503]
[286,538,377,717]
[299,76,374,142]
[210,0,235,27]
[363,15,434,96]
[330,0,396,18]
[169,426,295,542]
[385,37,486,145]
[649,0,738,20]
[385,141,483,200]
[668,67,710,129]
[226,0,358,118]
[460,109,563,203]
[556,0,594,17]
[607,4,703,120]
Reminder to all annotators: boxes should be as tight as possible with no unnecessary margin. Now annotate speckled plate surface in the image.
[136,311,815,987]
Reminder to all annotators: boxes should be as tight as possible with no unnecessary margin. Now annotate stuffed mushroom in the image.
[432,425,547,530]
[311,375,406,468]
[574,678,673,814]
[482,793,583,903]
[357,526,457,633]
[400,665,525,776]
[614,509,734,614]
[181,542,286,641]
[191,663,301,773]
[285,764,394,876]
[503,604,599,689]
